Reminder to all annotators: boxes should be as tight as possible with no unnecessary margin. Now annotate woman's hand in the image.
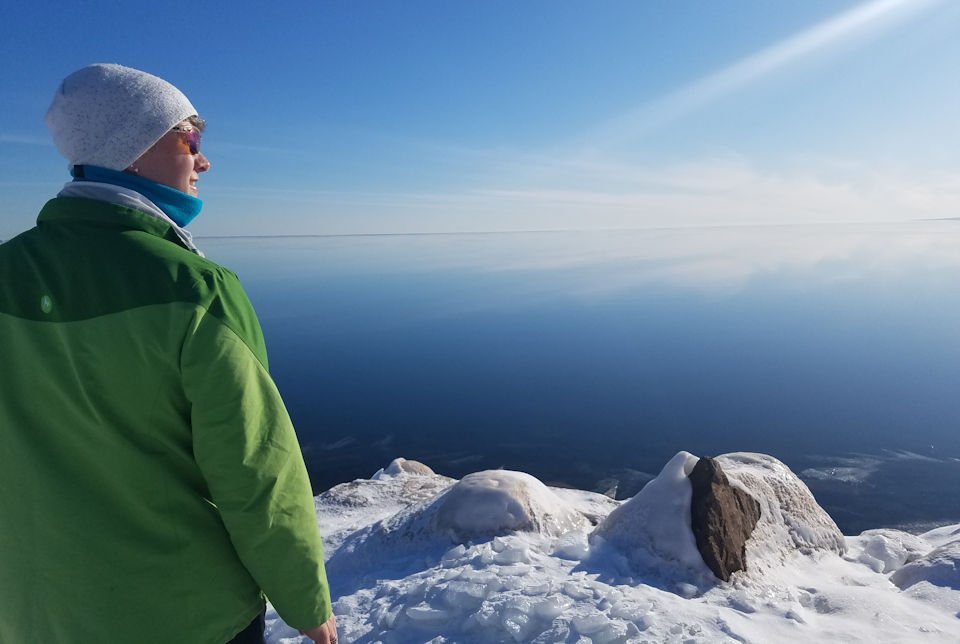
[300,614,338,644]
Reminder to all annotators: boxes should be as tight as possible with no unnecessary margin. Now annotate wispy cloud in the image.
[411,0,952,230]
[585,0,943,147]
[200,0,951,235]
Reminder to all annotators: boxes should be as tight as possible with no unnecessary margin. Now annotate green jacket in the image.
[0,197,331,642]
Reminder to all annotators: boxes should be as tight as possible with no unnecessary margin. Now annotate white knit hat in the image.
[45,63,198,171]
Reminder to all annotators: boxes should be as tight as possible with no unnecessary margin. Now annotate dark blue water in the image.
[202,223,960,534]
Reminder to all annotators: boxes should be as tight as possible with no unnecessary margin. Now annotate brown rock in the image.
[689,456,761,581]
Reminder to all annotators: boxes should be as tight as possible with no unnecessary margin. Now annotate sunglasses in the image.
[170,125,202,155]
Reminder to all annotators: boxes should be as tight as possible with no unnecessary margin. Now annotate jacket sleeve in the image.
[180,270,332,630]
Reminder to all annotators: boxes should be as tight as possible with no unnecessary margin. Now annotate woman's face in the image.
[129,120,210,195]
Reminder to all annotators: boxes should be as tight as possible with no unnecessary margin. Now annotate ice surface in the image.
[262,454,960,643]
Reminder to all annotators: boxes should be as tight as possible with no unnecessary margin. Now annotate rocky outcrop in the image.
[592,451,845,586]
[716,453,846,570]
[689,457,761,581]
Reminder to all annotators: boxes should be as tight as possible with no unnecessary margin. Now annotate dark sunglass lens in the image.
[188,131,201,155]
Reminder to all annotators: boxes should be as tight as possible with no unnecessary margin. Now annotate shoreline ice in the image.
[267,454,960,643]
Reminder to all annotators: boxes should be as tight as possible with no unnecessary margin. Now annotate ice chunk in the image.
[440,581,488,610]
[592,620,630,643]
[405,604,451,626]
[554,530,591,560]
[534,594,573,620]
[609,599,651,620]
[497,563,533,577]
[522,579,552,596]
[501,597,539,642]
[458,569,504,595]
[494,544,530,565]
[563,581,594,600]
[372,603,403,629]
[501,606,534,642]
[441,544,468,566]
[573,609,610,635]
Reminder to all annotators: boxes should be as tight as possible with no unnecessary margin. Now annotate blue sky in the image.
[2,0,959,238]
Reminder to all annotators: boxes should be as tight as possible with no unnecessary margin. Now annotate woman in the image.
[0,64,337,644]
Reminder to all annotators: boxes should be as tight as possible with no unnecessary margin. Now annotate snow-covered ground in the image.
[266,454,960,643]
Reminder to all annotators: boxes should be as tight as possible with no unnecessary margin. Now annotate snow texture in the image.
[891,541,960,591]
[592,451,711,582]
[263,452,960,643]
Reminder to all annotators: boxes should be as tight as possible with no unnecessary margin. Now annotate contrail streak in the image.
[586,0,943,147]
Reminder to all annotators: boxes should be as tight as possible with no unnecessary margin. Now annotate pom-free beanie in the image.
[45,63,198,171]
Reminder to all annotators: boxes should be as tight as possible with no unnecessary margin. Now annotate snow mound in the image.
[592,451,711,580]
[845,529,930,573]
[432,470,590,542]
[716,452,846,573]
[371,457,436,479]
[890,540,960,590]
[922,523,960,548]
[325,469,590,586]
[315,465,454,553]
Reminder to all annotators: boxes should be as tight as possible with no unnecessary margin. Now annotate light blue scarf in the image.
[72,165,203,228]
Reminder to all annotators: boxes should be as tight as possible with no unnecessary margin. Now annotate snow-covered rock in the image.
[592,451,846,584]
[432,470,590,542]
[717,452,846,572]
[371,456,436,479]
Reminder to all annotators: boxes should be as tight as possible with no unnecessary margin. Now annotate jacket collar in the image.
[37,197,195,252]
[37,195,203,255]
